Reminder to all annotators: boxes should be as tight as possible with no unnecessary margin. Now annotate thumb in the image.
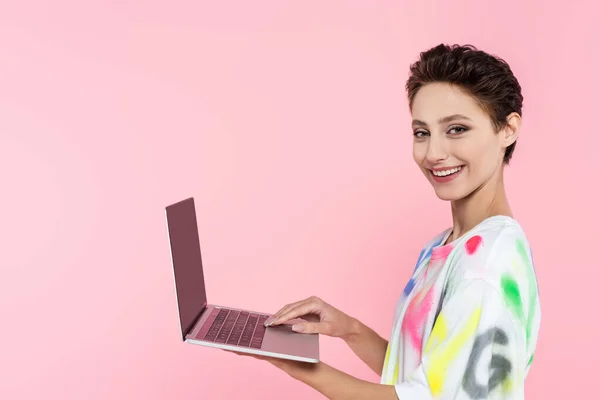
[292,321,331,334]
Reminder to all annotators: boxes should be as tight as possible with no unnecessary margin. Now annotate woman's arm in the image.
[265,297,390,376]
[286,361,398,400]
[344,317,389,376]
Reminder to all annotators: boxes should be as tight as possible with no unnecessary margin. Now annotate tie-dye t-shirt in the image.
[381,215,541,399]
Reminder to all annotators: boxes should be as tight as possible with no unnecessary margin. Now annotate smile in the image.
[429,165,464,183]
[431,166,463,177]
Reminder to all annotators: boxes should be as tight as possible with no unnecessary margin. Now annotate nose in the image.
[425,135,448,164]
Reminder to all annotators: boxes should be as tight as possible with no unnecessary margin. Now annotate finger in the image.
[291,321,333,335]
[270,299,322,326]
[300,313,320,323]
[272,296,312,319]
[265,296,314,326]
[223,350,267,360]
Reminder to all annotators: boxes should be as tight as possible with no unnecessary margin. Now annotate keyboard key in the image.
[215,310,239,343]
[203,309,229,341]
[203,309,269,348]
[227,312,249,345]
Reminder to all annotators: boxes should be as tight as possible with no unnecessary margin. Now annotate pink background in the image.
[1,1,598,399]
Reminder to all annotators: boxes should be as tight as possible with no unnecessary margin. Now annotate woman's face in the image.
[411,82,519,201]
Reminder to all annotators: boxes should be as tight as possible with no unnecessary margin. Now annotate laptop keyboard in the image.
[202,308,269,349]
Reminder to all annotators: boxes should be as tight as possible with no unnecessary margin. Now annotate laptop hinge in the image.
[185,302,208,338]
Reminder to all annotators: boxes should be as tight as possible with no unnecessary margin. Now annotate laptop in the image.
[165,197,320,363]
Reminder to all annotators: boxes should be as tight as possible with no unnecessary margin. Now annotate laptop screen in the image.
[165,197,208,340]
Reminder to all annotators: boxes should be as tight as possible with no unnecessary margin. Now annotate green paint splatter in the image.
[515,238,537,347]
[501,274,525,324]
[528,354,534,366]
[516,238,530,265]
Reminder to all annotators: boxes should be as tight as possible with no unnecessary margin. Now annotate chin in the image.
[432,187,468,202]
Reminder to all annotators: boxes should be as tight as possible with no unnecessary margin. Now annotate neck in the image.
[448,168,512,242]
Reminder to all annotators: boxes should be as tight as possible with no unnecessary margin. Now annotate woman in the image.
[232,44,541,400]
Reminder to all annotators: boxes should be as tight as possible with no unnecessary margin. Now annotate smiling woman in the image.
[238,44,541,400]
[407,45,523,204]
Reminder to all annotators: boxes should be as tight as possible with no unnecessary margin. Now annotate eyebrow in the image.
[412,114,473,127]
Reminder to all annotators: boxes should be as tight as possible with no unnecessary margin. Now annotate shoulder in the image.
[446,216,539,316]
[449,216,533,281]
[443,216,541,350]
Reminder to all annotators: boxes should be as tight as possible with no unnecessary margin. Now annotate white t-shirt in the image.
[380,216,541,399]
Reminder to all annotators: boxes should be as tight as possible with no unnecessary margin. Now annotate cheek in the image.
[461,140,499,176]
[454,136,488,163]
[412,143,426,164]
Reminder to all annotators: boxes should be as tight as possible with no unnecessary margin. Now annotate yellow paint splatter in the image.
[425,307,482,396]
[382,345,392,384]
[383,345,390,367]
[502,378,513,393]
[424,313,448,353]
[393,356,399,383]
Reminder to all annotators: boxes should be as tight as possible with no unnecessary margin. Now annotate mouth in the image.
[429,165,465,183]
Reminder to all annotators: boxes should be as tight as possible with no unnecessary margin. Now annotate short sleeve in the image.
[393,224,540,400]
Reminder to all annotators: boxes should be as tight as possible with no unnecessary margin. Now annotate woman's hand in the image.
[225,350,316,377]
[264,296,359,341]
[224,350,398,399]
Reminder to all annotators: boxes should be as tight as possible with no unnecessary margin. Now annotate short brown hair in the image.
[406,44,523,165]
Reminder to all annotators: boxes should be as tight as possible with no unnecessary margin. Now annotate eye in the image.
[448,125,468,135]
[413,130,429,138]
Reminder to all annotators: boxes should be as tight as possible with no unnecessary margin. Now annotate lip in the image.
[429,165,464,172]
[428,165,465,183]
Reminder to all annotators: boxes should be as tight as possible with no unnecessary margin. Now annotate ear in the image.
[501,112,521,148]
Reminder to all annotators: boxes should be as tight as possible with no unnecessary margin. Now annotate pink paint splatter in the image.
[465,235,483,255]
[431,245,453,261]
[402,285,435,353]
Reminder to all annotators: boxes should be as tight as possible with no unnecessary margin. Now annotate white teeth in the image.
[432,166,462,177]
